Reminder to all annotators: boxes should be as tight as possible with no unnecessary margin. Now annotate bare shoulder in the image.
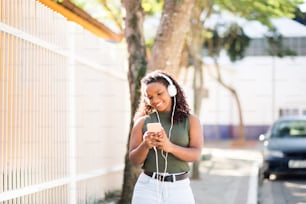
[188,114,203,149]
[133,115,147,129]
[188,113,201,125]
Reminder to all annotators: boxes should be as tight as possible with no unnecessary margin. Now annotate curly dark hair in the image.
[134,70,190,123]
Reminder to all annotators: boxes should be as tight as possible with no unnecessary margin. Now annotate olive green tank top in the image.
[142,111,190,173]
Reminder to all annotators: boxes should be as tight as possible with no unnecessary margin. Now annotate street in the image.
[191,145,262,204]
[191,142,306,204]
[258,175,306,204]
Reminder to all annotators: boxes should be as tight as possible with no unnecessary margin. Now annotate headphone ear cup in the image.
[168,84,177,97]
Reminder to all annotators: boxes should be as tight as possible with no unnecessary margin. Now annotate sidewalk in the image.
[190,140,263,204]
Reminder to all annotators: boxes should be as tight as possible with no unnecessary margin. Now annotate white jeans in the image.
[131,172,195,204]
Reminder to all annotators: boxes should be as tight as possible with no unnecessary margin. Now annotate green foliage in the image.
[72,0,91,8]
[207,29,221,57]
[142,0,163,15]
[265,28,297,57]
[294,7,306,25]
[103,190,121,202]
[203,23,250,62]
[223,24,250,62]
[145,38,155,49]
[142,0,184,15]
[202,0,302,62]
[214,0,303,28]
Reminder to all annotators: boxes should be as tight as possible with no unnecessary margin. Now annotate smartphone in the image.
[147,123,162,132]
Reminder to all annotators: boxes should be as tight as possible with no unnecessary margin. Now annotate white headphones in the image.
[158,73,177,97]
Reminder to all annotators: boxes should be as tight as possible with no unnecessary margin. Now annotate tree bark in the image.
[190,11,203,179]
[188,0,212,179]
[147,0,195,74]
[119,0,147,203]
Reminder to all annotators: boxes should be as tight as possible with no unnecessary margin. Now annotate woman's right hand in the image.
[143,131,159,149]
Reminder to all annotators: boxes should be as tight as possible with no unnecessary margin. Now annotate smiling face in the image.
[145,82,172,112]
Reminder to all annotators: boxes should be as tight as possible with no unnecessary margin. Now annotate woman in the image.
[129,70,203,204]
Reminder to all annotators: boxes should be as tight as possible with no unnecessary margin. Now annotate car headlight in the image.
[265,150,284,158]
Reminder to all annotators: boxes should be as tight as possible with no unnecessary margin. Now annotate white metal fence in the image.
[0,0,129,203]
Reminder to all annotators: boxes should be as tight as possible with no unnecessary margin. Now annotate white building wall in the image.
[201,56,306,139]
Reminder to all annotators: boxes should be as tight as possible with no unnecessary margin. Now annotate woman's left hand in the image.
[155,129,173,153]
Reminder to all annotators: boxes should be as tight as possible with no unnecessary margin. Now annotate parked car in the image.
[258,116,306,179]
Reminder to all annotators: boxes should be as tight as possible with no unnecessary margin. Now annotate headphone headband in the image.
[158,73,174,86]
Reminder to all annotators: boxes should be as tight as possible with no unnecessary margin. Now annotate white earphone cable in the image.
[154,96,176,203]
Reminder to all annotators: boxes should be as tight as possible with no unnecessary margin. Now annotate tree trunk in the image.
[147,0,195,74]
[119,0,147,203]
[190,27,203,179]
[188,0,211,179]
[213,60,245,144]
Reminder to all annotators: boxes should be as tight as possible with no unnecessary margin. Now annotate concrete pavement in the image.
[191,140,263,204]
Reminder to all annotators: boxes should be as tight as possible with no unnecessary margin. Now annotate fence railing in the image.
[0,0,129,203]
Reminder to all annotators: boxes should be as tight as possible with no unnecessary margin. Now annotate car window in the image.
[271,120,306,138]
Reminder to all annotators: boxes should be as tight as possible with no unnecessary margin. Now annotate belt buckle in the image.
[154,173,176,182]
[161,174,174,182]
[155,174,168,182]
